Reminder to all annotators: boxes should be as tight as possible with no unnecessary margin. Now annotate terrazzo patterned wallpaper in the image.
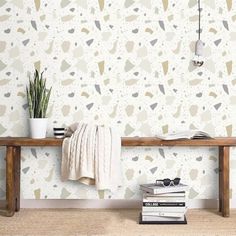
[0,0,236,200]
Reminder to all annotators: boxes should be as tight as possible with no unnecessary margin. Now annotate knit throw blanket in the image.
[61,122,122,192]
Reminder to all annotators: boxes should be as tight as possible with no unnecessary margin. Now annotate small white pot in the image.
[29,118,48,139]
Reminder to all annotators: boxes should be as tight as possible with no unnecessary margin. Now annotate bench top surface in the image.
[0,137,235,146]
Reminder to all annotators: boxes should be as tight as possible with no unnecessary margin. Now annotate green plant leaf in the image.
[26,70,52,118]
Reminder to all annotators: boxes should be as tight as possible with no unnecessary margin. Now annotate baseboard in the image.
[1,199,236,209]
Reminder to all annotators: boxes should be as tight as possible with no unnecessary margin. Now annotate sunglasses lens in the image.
[163,178,171,186]
[173,178,181,185]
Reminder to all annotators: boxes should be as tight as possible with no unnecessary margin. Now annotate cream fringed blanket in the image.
[61,123,122,191]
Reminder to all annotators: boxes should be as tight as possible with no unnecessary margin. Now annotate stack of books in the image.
[139,183,188,224]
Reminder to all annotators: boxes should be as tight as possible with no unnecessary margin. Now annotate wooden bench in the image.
[0,137,234,217]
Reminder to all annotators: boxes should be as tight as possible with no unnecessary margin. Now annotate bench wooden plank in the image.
[0,136,234,217]
[122,137,236,146]
[0,137,236,146]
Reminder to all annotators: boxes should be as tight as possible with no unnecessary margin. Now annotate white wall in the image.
[0,0,235,203]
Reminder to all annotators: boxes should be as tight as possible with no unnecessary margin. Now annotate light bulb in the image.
[192,55,204,67]
[192,39,204,67]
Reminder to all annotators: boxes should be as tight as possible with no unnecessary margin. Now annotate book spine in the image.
[140,185,189,195]
[152,187,188,195]
[143,198,186,202]
[140,186,187,195]
[143,192,186,198]
[142,206,187,213]
[143,202,185,207]
[142,212,184,218]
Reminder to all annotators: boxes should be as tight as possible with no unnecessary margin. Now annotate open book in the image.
[156,130,212,140]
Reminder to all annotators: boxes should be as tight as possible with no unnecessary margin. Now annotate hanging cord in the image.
[198,0,201,40]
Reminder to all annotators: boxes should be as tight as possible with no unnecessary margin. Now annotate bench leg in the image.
[14,146,21,212]
[219,147,223,212]
[221,146,230,217]
[6,146,15,217]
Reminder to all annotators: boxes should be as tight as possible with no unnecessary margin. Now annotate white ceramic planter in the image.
[29,118,48,139]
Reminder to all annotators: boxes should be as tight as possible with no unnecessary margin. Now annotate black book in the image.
[143,202,185,207]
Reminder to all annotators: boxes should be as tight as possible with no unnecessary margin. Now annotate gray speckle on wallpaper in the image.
[0,0,235,200]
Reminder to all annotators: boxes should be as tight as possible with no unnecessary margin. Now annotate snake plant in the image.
[26,69,52,118]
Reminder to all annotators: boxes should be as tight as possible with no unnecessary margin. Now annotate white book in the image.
[142,211,184,218]
[143,191,186,198]
[143,198,186,203]
[140,183,189,195]
[156,130,212,140]
[142,214,185,222]
[142,206,187,213]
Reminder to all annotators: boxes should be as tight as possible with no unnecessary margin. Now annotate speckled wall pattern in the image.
[0,0,235,200]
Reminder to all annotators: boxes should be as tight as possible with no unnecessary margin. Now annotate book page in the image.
[156,130,212,140]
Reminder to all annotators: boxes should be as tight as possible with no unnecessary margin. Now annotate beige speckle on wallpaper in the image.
[34,188,41,199]
[162,0,168,11]
[226,0,232,11]
[34,0,40,11]
[98,61,104,75]
[98,0,104,11]
[0,0,235,200]
[162,61,169,75]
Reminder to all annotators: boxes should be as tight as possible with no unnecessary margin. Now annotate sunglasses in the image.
[156,178,181,187]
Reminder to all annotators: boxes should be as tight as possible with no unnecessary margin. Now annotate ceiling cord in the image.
[198,0,201,40]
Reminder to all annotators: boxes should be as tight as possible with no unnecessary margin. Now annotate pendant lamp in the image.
[192,0,204,67]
